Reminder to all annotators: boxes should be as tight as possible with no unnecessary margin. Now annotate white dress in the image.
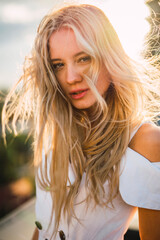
[35,124,160,240]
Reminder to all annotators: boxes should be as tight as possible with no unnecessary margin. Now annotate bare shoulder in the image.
[129,123,160,162]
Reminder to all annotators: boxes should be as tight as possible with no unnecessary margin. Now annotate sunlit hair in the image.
[2,3,160,238]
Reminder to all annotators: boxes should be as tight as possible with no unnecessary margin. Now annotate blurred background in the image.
[0,0,159,239]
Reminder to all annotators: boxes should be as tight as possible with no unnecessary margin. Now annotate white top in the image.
[35,124,160,240]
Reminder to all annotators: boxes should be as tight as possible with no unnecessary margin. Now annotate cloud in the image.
[0,3,47,24]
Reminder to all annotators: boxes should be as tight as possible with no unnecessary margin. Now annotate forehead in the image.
[49,27,82,59]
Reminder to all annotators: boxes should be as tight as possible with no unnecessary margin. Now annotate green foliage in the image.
[0,89,34,185]
[0,133,33,184]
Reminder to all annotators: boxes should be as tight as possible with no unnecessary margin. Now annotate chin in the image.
[72,101,97,111]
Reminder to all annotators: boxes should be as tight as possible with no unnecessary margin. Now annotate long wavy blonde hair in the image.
[2,3,160,238]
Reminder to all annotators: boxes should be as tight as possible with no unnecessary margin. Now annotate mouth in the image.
[70,89,88,99]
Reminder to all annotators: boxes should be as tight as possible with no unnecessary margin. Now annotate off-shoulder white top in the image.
[35,123,160,240]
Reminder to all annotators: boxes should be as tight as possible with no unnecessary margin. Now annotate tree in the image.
[144,0,160,59]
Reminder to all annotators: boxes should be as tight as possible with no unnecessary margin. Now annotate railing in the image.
[0,198,35,240]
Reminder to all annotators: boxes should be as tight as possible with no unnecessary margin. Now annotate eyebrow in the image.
[50,51,87,62]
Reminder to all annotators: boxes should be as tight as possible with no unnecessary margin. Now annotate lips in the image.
[70,89,88,99]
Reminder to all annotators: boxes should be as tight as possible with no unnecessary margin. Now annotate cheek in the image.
[98,82,110,96]
[55,74,66,91]
[59,82,68,95]
[96,72,110,96]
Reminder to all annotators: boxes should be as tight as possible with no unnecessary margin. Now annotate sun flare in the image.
[81,0,150,60]
[105,0,150,60]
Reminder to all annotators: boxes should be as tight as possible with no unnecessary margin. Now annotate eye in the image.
[77,56,91,63]
[52,62,64,71]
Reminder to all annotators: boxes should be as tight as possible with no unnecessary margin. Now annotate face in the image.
[49,27,110,110]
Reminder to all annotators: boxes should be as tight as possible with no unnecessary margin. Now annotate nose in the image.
[66,65,82,84]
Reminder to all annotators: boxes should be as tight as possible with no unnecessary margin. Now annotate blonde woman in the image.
[2,3,160,240]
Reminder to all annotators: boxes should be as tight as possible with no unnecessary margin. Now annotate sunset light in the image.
[84,0,151,60]
[0,0,151,88]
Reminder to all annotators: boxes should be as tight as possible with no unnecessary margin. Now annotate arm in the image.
[129,123,160,240]
[31,228,39,240]
[138,208,160,240]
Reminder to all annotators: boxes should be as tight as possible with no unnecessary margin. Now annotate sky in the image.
[0,0,151,89]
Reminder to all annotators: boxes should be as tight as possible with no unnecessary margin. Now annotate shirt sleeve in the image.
[119,147,160,210]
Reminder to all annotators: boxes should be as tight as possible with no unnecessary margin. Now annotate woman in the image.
[2,3,160,240]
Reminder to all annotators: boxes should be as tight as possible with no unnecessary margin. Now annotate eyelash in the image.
[52,55,91,72]
[77,56,91,63]
[52,62,64,71]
